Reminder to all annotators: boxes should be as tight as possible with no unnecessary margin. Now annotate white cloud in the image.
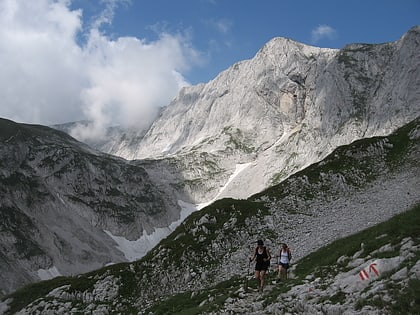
[311,24,337,43]
[0,0,200,141]
[0,0,85,125]
[90,0,131,30]
[72,30,192,140]
[205,18,233,35]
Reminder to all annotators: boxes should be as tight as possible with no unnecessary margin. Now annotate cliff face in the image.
[100,27,419,203]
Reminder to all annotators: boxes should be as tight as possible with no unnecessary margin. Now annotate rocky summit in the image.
[84,26,419,203]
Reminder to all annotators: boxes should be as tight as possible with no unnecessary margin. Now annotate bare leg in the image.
[259,270,266,291]
[279,265,285,279]
[280,267,287,280]
[255,270,260,288]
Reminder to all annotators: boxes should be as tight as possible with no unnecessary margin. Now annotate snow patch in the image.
[161,143,173,154]
[105,163,252,261]
[198,162,252,209]
[37,266,61,280]
[105,200,197,261]
[219,163,252,196]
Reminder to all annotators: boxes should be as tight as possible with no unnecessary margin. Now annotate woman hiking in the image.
[277,243,292,280]
[249,240,271,292]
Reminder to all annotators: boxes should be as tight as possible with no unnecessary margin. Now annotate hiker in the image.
[249,239,271,292]
[277,243,292,280]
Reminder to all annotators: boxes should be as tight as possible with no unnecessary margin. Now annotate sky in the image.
[0,0,418,141]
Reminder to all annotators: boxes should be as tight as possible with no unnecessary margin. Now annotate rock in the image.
[337,255,347,264]
[409,260,420,279]
[391,267,408,281]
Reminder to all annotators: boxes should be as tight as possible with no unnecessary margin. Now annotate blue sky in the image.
[0,0,418,139]
[72,0,420,84]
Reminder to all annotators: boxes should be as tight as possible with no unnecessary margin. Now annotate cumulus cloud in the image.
[0,0,199,141]
[311,24,337,43]
[0,0,85,125]
[73,29,193,140]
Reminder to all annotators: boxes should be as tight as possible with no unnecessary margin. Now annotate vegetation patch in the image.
[157,198,269,263]
[295,205,419,280]
[5,277,72,314]
[390,279,420,315]
[145,276,243,315]
[223,127,256,153]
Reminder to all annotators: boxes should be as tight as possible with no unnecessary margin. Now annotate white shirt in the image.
[279,249,290,264]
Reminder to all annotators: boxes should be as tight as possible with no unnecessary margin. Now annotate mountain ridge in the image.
[1,116,418,314]
[76,26,420,203]
[1,26,419,297]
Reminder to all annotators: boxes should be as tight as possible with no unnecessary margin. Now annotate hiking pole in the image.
[245,259,251,292]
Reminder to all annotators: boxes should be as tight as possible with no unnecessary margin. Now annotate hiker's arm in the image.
[249,249,256,261]
[265,249,271,261]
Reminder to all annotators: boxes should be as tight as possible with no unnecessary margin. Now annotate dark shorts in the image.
[255,261,269,271]
[279,262,289,269]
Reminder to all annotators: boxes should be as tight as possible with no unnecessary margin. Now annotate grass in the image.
[144,276,243,315]
[4,204,419,314]
[295,204,420,280]
[5,277,75,314]
[3,264,127,315]
[156,198,269,265]
[390,279,420,315]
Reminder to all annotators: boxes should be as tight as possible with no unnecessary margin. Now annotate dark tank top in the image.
[255,247,268,263]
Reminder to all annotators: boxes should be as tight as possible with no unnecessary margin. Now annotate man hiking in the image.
[249,240,271,292]
[277,243,292,280]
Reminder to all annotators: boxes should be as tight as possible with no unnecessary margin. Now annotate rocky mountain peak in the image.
[2,26,419,301]
[110,26,419,203]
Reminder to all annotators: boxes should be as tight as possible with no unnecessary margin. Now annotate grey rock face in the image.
[0,118,182,296]
[102,26,420,203]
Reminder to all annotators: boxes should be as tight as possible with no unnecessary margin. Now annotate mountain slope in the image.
[147,205,420,315]
[47,26,420,280]
[99,26,420,203]
[0,118,186,296]
[3,26,419,299]
[2,117,418,314]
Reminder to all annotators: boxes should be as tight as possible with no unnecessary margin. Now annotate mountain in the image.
[85,26,420,204]
[0,118,192,296]
[1,117,418,314]
[51,121,148,157]
[2,25,418,297]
